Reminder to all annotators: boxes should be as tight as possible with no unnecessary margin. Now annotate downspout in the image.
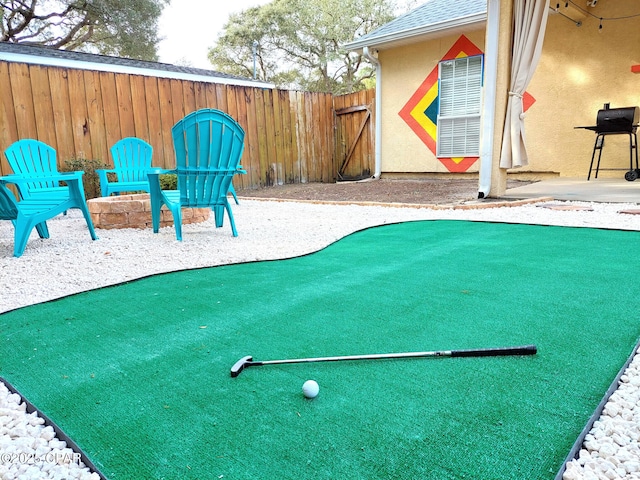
[363,46,382,179]
[478,0,501,198]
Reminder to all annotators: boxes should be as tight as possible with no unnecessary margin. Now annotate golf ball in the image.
[302,380,319,399]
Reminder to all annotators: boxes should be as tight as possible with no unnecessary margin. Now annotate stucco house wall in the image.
[372,1,640,179]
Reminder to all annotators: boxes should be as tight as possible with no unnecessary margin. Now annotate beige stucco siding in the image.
[377,2,640,179]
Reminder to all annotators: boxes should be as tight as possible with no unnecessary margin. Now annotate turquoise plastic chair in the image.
[4,139,70,204]
[148,109,246,241]
[0,173,98,257]
[97,138,154,197]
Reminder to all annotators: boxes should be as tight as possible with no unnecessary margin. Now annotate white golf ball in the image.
[302,380,319,399]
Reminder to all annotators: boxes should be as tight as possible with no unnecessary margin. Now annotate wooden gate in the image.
[333,89,375,181]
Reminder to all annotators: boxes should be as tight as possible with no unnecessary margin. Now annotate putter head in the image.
[230,356,253,377]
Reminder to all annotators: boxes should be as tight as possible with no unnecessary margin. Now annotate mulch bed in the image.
[236,179,533,205]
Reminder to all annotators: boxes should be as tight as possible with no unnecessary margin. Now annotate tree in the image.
[1,0,168,61]
[208,0,402,94]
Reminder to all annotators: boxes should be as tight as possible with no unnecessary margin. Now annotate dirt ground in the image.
[236,178,533,206]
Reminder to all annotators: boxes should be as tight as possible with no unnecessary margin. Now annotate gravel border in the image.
[1,197,640,479]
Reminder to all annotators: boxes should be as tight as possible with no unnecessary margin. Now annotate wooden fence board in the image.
[265,89,281,185]
[242,87,260,188]
[115,74,135,138]
[349,91,364,176]
[47,68,75,163]
[157,77,175,168]
[301,92,315,182]
[83,70,109,165]
[67,68,92,159]
[204,83,218,110]
[317,92,328,182]
[232,87,252,189]
[29,65,57,148]
[253,88,270,187]
[181,80,196,116]
[169,79,185,126]
[276,90,293,184]
[358,89,373,176]
[9,63,38,140]
[271,89,285,185]
[0,60,374,185]
[322,93,335,182]
[130,74,149,140]
[294,91,309,184]
[143,76,165,166]
[224,86,239,131]
[99,71,122,163]
[194,82,207,110]
[0,63,17,175]
[215,84,227,112]
[287,91,301,183]
[310,93,322,182]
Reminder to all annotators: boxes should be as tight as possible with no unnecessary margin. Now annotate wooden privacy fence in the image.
[0,61,376,190]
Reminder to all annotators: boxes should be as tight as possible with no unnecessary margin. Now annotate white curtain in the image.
[499,0,549,168]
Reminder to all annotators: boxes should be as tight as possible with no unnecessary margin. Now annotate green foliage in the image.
[63,156,108,199]
[159,174,177,190]
[1,0,169,61]
[208,0,402,94]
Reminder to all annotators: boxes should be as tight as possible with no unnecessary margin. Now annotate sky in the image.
[157,0,271,70]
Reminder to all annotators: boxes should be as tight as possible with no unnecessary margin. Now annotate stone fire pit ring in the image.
[87,193,210,230]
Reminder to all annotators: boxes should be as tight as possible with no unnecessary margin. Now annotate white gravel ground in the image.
[1,197,639,479]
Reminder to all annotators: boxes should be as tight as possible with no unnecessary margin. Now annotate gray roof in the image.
[0,42,274,88]
[344,0,487,51]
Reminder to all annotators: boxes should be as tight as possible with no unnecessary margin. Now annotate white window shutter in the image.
[437,55,483,157]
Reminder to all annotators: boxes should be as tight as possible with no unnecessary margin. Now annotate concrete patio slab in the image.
[503,178,640,204]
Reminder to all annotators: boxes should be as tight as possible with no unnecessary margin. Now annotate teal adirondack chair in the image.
[148,109,246,240]
[4,139,70,204]
[97,138,154,197]
[0,173,98,257]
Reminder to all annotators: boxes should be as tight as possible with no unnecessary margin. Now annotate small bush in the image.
[160,174,177,190]
[63,157,109,199]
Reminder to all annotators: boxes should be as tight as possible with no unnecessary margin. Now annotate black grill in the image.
[595,105,639,134]
[576,103,640,181]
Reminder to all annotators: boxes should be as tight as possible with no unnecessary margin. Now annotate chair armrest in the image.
[0,172,84,185]
[147,169,177,203]
[236,165,247,175]
[0,172,86,201]
[147,168,176,185]
[147,168,176,177]
[96,169,115,181]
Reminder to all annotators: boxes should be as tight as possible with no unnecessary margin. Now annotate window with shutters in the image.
[436,55,483,157]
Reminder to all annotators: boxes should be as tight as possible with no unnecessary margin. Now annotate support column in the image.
[489,0,514,198]
[479,0,514,198]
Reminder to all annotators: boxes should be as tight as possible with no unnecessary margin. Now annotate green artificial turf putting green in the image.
[2,220,640,479]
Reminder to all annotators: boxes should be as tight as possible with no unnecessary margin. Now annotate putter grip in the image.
[452,345,537,357]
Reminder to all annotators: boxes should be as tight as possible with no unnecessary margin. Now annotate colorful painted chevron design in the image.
[398,35,535,173]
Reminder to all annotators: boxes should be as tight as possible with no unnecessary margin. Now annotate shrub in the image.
[63,157,108,199]
[160,174,177,190]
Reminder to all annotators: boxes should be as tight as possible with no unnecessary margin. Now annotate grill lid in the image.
[596,105,639,133]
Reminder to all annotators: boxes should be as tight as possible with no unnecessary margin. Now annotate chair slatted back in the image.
[4,140,60,191]
[110,138,153,182]
[171,109,245,208]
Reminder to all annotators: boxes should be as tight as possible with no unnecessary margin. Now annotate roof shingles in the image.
[0,41,270,87]
[347,0,486,48]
